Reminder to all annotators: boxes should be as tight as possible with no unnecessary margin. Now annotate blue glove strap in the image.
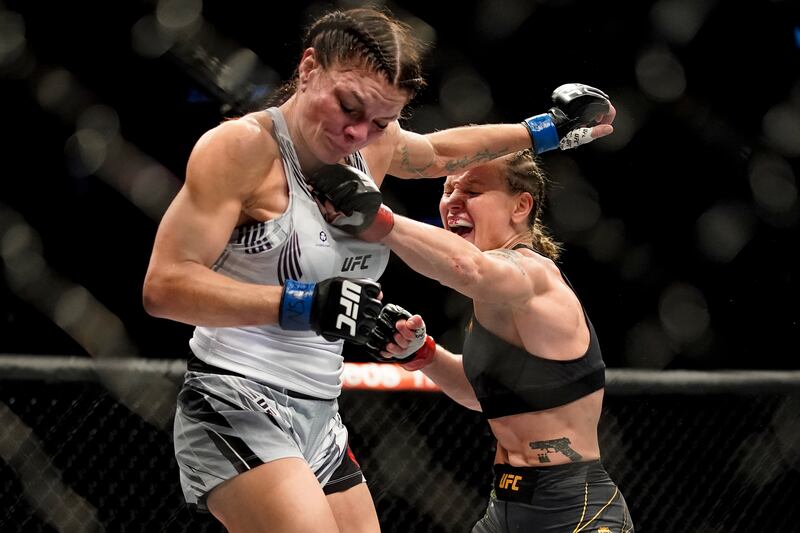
[523,114,560,154]
[279,279,315,330]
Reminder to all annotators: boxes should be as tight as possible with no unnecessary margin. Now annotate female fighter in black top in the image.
[344,143,634,531]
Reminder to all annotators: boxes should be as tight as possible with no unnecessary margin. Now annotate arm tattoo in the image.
[400,145,433,176]
[529,437,583,463]
[443,147,509,173]
[486,249,527,276]
[400,145,511,176]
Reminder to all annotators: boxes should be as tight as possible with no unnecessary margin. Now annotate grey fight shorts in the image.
[472,461,634,533]
[173,367,364,511]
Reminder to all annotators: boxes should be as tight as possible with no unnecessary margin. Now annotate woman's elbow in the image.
[464,399,483,412]
[449,393,482,412]
[442,260,482,296]
[142,273,173,318]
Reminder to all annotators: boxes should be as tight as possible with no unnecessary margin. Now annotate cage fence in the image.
[1,356,799,533]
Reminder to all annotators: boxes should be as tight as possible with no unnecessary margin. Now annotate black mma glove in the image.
[279,277,381,344]
[523,83,611,154]
[366,303,437,370]
[307,164,395,242]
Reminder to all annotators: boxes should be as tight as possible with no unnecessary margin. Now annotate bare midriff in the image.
[490,389,604,467]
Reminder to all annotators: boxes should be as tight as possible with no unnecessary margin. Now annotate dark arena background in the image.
[1,0,799,532]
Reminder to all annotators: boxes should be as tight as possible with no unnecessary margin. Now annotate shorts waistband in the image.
[493,460,606,504]
[187,355,326,401]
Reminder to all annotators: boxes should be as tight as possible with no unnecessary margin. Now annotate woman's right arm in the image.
[419,344,481,411]
[142,119,284,327]
[389,314,481,411]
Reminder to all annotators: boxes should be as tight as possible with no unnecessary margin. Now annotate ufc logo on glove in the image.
[336,280,362,336]
[279,277,381,344]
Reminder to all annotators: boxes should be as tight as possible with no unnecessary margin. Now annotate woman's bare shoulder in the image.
[187,111,280,192]
[200,112,277,163]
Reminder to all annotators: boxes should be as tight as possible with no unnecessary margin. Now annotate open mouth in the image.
[448,219,474,238]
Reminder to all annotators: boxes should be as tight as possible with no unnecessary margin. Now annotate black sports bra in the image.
[462,257,605,419]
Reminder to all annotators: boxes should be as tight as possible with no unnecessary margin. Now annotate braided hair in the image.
[503,150,563,261]
[268,8,427,106]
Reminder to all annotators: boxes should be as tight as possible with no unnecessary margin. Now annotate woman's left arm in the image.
[385,123,532,179]
[378,84,616,179]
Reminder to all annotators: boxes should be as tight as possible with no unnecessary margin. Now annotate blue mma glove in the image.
[523,83,611,154]
[279,277,382,344]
